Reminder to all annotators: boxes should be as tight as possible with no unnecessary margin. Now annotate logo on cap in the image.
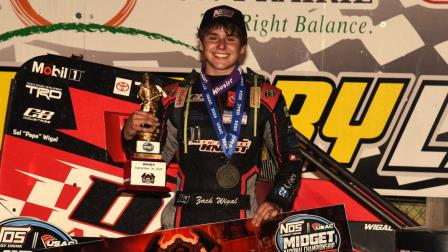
[213,8,235,19]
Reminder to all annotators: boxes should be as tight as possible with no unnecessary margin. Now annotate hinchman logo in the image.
[32,61,84,81]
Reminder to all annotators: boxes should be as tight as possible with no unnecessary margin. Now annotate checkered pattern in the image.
[0,158,168,237]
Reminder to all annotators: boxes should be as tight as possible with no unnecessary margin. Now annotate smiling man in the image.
[122,5,302,228]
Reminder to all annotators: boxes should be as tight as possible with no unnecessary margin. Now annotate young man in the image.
[122,5,302,228]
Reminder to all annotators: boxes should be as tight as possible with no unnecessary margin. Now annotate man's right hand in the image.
[123,111,160,140]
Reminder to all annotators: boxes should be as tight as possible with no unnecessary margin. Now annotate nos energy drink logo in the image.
[275,214,340,252]
[0,217,77,250]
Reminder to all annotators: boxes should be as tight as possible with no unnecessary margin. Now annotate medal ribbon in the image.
[200,65,246,160]
[200,64,243,96]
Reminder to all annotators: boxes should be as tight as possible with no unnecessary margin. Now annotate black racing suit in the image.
[123,69,302,228]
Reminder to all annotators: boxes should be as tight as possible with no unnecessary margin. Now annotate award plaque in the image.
[122,73,168,192]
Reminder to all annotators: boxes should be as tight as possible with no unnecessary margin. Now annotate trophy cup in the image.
[122,73,167,192]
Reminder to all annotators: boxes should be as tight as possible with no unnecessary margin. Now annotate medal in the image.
[201,64,245,189]
[216,163,240,189]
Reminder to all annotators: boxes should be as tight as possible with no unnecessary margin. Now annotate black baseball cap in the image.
[199,5,247,37]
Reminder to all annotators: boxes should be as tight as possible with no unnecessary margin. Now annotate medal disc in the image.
[216,164,240,189]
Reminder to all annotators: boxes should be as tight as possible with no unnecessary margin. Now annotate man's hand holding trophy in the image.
[122,73,168,192]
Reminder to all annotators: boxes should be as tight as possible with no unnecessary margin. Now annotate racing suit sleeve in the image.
[263,94,303,211]
[160,119,178,164]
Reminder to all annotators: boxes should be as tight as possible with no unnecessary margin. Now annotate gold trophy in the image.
[122,73,167,192]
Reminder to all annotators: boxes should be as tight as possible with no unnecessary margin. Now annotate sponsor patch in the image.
[274,186,290,199]
[165,89,176,96]
[289,153,299,161]
[188,139,252,154]
[264,89,276,98]
[227,91,235,107]
[175,87,188,107]
[274,174,297,199]
[176,193,191,205]
[188,126,201,142]
[222,110,247,125]
[250,87,261,108]
[190,93,204,103]
[284,106,290,117]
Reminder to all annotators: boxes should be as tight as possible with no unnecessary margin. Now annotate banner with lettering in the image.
[36,205,354,252]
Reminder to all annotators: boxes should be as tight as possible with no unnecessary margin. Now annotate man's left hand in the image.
[252,201,281,227]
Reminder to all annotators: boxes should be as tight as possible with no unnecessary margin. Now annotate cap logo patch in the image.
[213,9,235,19]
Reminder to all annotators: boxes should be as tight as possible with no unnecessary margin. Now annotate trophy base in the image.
[133,153,162,160]
[119,154,169,193]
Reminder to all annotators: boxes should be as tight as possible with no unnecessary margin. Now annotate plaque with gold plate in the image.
[122,73,168,192]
